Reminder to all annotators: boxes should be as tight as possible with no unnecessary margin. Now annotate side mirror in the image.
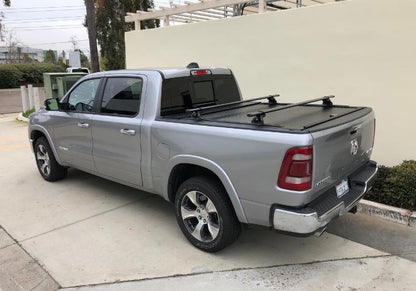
[44,98,59,111]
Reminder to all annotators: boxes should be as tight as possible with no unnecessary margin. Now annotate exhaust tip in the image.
[314,226,327,237]
[349,206,358,214]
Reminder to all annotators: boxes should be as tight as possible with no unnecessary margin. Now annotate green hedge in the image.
[366,160,416,211]
[0,65,23,88]
[0,63,65,89]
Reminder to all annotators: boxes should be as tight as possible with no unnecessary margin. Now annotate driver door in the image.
[52,78,101,171]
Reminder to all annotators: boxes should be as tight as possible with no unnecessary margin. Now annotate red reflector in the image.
[278,146,313,191]
[191,69,211,75]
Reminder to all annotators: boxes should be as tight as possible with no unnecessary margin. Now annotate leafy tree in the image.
[3,31,20,63]
[57,57,68,69]
[57,51,68,68]
[0,0,11,41]
[95,0,158,70]
[76,49,91,69]
[23,53,32,63]
[44,50,57,64]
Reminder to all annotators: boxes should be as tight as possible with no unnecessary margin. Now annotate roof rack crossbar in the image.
[247,95,335,125]
[187,94,279,118]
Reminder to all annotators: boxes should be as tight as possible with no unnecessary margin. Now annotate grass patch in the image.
[22,108,35,118]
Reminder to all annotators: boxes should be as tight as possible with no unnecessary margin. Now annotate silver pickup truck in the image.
[29,65,377,252]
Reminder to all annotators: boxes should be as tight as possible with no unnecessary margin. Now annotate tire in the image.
[174,176,241,252]
[34,137,67,181]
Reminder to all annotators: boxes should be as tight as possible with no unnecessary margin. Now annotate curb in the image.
[358,199,415,227]
[16,113,29,123]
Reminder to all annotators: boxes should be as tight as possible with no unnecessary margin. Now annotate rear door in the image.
[91,76,144,186]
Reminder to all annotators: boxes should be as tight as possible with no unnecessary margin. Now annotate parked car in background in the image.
[66,67,90,74]
[28,65,377,252]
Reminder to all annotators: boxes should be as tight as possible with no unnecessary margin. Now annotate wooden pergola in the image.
[125,0,339,29]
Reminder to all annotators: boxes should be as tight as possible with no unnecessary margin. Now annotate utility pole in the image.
[86,0,99,72]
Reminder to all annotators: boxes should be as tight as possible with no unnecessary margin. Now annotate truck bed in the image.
[161,101,372,133]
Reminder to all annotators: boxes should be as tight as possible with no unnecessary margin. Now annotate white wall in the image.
[126,0,416,166]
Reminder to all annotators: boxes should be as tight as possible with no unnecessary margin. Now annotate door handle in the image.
[77,122,90,129]
[120,129,136,136]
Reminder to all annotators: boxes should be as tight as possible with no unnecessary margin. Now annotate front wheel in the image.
[34,137,67,181]
[174,176,241,252]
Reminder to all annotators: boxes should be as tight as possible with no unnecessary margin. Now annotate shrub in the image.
[14,63,65,85]
[365,165,391,202]
[0,63,65,88]
[22,108,35,118]
[367,160,416,211]
[0,65,23,88]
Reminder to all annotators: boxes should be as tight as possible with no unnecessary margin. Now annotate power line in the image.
[0,7,86,13]
[10,26,85,32]
[27,39,89,46]
[7,24,83,29]
[3,16,84,23]
[0,5,85,11]
[5,19,83,25]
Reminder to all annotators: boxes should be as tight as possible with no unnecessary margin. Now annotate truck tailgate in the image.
[310,110,375,197]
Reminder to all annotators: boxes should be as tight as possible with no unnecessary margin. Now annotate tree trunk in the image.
[86,0,100,72]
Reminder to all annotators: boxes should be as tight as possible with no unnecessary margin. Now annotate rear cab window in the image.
[160,74,241,116]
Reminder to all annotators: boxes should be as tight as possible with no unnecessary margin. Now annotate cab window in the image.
[67,79,101,113]
[100,77,142,116]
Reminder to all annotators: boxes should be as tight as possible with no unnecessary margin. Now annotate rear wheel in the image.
[174,176,241,252]
[34,137,67,181]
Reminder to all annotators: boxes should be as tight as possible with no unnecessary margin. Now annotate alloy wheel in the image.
[36,144,51,176]
[180,190,220,242]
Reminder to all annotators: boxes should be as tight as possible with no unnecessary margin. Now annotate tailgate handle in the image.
[350,127,359,135]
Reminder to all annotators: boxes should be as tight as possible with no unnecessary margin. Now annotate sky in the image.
[0,0,183,57]
[0,0,89,54]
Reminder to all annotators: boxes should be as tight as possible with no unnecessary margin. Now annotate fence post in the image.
[20,85,29,113]
[28,84,34,110]
[33,87,41,112]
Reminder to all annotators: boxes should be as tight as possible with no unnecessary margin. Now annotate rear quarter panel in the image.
[150,121,313,226]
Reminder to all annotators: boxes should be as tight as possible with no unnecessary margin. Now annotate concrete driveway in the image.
[0,113,415,290]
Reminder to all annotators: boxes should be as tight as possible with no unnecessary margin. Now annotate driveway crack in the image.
[59,254,393,289]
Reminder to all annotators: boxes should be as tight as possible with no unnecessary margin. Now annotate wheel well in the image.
[30,130,46,149]
[168,164,224,203]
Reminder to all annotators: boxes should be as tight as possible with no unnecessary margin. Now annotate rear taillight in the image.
[278,146,313,191]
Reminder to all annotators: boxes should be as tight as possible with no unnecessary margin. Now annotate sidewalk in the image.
[0,227,59,290]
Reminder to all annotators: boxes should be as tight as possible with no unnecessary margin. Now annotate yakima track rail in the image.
[247,95,335,125]
[186,94,279,118]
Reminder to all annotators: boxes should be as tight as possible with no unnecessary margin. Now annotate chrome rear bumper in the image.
[272,161,378,235]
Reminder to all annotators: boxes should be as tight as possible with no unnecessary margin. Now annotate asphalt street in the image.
[0,113,415,290]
